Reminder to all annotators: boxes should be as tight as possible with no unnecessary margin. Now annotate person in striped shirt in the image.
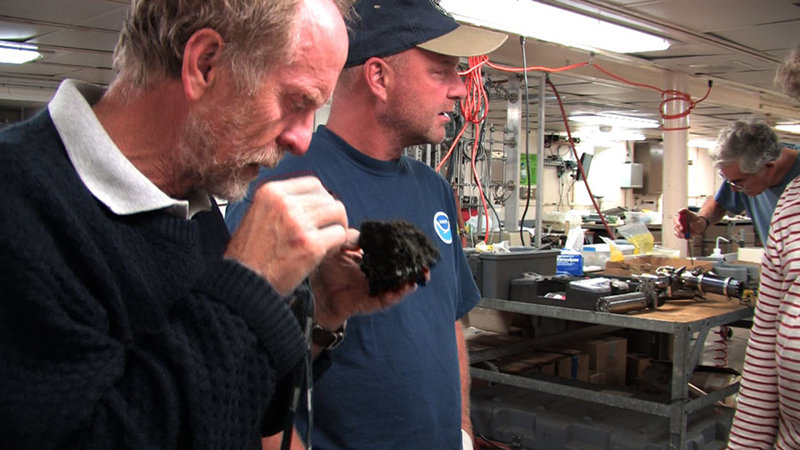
[728,175,800,448]
[727,42,800,449]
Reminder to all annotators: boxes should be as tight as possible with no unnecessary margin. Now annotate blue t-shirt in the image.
[715,151,800,244]
[225,126,480,449]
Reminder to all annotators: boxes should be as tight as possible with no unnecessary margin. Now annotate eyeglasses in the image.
[718,163,771,191]
[718,171,747,190]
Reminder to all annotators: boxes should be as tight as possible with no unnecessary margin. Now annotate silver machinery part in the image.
[596,292,650,313]
[680,271,743,298]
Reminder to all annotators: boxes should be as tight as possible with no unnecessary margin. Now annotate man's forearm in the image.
[697,196,727,227]
[456,320,472,439]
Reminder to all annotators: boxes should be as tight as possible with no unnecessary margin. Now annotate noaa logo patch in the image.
[433,211,453,244]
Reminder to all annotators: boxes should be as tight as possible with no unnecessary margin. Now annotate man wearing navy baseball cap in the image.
[225,0,507,448]
[344,0,507,67]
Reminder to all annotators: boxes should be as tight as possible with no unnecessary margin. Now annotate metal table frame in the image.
[470,297,753,449]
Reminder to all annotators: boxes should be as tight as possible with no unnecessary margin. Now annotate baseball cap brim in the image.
[416,25,508,57]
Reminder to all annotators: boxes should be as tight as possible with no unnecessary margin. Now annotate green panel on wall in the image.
[520,153,537,186]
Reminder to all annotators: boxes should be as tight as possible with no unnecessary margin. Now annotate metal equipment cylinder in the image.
[680,272,743,298]
[595,292,650,313]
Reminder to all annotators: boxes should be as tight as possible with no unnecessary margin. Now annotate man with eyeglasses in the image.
[674,119,800,247]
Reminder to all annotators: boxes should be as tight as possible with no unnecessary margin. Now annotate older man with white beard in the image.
[0,0,416,448]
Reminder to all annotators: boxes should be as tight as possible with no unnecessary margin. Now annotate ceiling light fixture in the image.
[439,0,670,54]
[573,126,646,142]
[776,124,800,135]
[568,113,661,129]
[0,41,41,65]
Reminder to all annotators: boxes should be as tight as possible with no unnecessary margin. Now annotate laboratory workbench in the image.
[470,294,753,449]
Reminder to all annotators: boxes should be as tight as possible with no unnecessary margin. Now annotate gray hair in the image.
[775,44,800,100]
[112,0,313,94]
[710,120,781,173]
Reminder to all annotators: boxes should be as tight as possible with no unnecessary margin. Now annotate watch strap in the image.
[311,321,347,350]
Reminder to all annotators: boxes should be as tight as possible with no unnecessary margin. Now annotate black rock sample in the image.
[358,220,440,296]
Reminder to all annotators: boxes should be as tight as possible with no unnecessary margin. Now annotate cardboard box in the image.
[626,353,653,385]
[702,222,759,255]
[690,366,740,395]
[737,247,764,263]
[603,255,713,277]
[465,330,526,352]
[588,371,606,385]
[493,350,563,376]
[466,307,515,334]
[574,336,628,386]
[702,238,755,256]
[555,349,590,382]
[540,361,557,377]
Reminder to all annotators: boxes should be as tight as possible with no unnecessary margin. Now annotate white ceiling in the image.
[0,0,798,143]
[483,0,800,143]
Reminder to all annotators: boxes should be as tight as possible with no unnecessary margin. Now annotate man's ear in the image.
[182,28,225,101]
[363,57,393,102]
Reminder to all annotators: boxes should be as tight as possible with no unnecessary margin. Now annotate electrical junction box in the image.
[479,248,559,299]
[620,162,643,189]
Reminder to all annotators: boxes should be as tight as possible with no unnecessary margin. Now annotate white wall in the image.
[572,142,631,211]
[688,145,720,208]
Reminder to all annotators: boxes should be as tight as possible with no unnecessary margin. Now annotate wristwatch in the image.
[311,321,347,350]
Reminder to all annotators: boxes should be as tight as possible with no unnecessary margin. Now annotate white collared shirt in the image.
[48,79,211,219]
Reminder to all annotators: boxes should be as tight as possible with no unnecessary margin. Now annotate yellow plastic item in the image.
[617,222,655,255]
[475,242,492,253]
[627,233,655,255]
[609,244,624,262]
[599,236,625,262]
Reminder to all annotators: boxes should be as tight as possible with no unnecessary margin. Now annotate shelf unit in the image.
[470,296,752,449]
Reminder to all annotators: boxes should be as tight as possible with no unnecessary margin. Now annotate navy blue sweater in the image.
[0,110,307,449]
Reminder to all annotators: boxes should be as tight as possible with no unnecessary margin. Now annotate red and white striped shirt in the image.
[729,176,800,449]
